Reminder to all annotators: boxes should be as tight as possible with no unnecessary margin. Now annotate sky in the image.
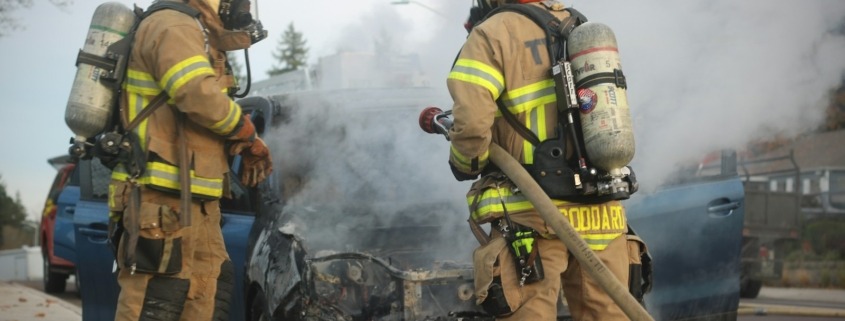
[1,0,844,223]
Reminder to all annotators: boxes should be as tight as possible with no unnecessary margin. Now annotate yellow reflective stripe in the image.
[468,187,572,221]
[449,59,505,99]
[160,55,214,98]
[582,233,623,251]
[125,70,161,96]
[125,92,150,149]
[147,162,223,198]
[499,79,556,115]
[210,101,242,135]
[111,163,223,199]
[522,105,549,165]
[450,145,474,172]
[450,145,490,173]
[108,184,115,209]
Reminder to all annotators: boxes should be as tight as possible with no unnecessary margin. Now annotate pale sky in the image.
[1,0,844,222]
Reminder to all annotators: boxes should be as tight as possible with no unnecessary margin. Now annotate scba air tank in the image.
[567,22,635,176]
[65,2,135,146]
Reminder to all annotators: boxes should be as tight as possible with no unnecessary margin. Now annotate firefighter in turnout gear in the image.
[449,0,647,320]
[107,0,271,320]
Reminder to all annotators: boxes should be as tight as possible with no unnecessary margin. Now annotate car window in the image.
[47,166,72,202]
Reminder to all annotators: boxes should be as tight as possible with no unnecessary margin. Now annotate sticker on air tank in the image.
[578,88,597,114]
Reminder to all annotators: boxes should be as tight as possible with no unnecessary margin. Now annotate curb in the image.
[739,303,845,318]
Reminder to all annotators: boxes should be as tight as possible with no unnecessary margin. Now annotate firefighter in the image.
[448,0,642,320]
[107,0,271,320]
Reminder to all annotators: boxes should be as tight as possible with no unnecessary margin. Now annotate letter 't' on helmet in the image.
[219,0,268,44]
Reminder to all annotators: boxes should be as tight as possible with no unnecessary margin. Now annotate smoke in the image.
[330,0,845,190]
[256,0,845,274]
[412,0,845,189]
[568,0,845,189]
[262,90,476,264]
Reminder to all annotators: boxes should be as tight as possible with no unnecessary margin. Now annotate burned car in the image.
[240,92,501,320]
[240,90,745,321]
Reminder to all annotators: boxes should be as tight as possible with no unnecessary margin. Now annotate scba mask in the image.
[219,0,267,44]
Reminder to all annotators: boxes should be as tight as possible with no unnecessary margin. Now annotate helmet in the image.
[218,0,267,44]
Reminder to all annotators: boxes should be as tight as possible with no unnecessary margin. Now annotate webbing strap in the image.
[496,100,541,146]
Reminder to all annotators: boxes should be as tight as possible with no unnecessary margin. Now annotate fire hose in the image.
[419,107,654,321]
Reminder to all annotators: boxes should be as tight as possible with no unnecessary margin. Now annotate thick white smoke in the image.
[258,0,845,268]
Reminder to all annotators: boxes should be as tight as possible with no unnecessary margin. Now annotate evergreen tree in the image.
[268,22,308,77]
[0,174,26,227]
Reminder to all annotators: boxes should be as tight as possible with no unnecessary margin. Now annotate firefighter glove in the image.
[227,114,257,142]
[229,137,273,187]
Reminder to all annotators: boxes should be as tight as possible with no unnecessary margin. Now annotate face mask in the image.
[220,0,268,44]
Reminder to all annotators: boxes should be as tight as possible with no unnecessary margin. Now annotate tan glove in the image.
[229,137,273,187]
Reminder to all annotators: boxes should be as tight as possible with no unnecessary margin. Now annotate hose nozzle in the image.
[418,106,453,140]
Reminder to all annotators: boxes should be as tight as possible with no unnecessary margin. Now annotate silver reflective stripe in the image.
[502,86,556,108]
[163,60,212,95]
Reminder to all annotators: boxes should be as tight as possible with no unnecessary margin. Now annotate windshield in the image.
[830,170,845,210]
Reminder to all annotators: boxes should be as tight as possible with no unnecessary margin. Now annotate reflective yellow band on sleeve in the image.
[449,59,505,100]
[210,101,242,136]
[160,55,215,98]
[449,145,489,173]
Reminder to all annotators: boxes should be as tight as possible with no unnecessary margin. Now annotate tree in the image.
[267,22,308,77]
[0,0,72,37]
[0,174,26,227]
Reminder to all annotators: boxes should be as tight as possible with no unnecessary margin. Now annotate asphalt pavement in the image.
[1,281,844,321]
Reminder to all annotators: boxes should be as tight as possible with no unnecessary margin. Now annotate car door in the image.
[74,158,120,321]
[626,153,745,321]
[53,165,80,266]
[220,172,257,321]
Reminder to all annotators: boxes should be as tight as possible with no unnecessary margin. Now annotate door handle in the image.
[79,227,109,244]
[707,199,740,217]
[64,206,76,215]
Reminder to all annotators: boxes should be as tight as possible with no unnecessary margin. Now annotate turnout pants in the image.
[473,206,643,321]
[479,233,631,321]
[111,185,234,321]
